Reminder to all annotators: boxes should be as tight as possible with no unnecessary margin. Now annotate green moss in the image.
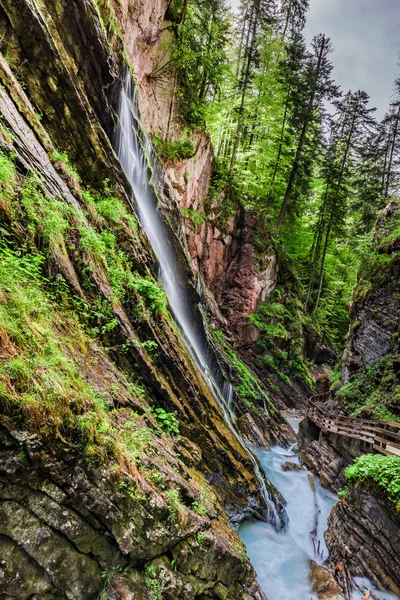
[250,291,314,388]
[0,149,17,209]
[180,206,206,226]
[0,245,111,450]
[51,150,81,182]
[224,346,275,413]
[131,275,168,314]
[336,355,400,422]
[153,135,195,161]
[345,454,400,510]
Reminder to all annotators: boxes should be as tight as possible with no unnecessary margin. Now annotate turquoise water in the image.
[239,443,399,600]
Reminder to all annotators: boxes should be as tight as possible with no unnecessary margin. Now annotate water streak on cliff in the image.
[115,72,282,525]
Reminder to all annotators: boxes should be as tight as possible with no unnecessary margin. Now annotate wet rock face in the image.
[299,426,370,493]
[325,488,400,597]
[309,561,344,599]
[108,1,278,344]
[0,1,276,597]
[0,424,265,600]
[186,200,278,344]
[344,290,400,377]
[343,201,400,382]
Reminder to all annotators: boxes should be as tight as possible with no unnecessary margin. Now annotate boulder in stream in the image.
[309,560,344,599]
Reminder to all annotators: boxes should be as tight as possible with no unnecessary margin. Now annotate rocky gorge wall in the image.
[103,0,282,346]
[297,197,400,597]
[0,0,294,597]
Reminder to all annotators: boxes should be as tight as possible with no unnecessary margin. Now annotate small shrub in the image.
[144,565,163,600]
[51,150,81,182]
[345,454,400,508]
[153,135,195,161]
[180,206,206,227]
[131,275,167,313]
[192,491,207,516]
[150,407,180,437]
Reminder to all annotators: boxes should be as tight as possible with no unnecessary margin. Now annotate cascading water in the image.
[114,72,281,525]
[239,425,399,600]
[114,73,399,600]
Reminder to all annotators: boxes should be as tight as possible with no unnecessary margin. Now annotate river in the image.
[239,420,399,600]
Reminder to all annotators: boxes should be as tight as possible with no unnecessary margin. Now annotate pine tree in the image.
[229,0,278,168]
[311,90,376,310]
[280,0,310,39]
[277,34,339,228]
[173,0,231,127]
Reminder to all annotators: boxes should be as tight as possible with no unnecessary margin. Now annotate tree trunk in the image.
[304,192,327,307]
[267,93,290,203]
[385,103,400,197]
[230,0,259,169]
[277,35,326,228]
[313,214,332,312]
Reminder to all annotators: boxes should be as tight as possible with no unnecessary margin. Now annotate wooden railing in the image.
[307,399,400,458]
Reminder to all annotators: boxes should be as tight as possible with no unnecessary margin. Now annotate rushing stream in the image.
[239,421,399,600]
[114,75,398,600]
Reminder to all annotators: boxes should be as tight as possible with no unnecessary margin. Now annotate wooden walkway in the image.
[307,399,400,458]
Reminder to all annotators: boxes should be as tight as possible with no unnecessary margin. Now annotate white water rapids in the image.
[114,74,399,600]
[239,423,399,600]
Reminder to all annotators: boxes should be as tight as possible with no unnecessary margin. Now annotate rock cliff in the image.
[325,487,400,597]
[0,0,286,597]
[343,200,400,387]
[298,201,400,598]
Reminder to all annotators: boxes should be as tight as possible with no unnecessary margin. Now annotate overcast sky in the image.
[229,0,400,118]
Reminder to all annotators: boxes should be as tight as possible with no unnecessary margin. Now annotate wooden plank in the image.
[372,445,400,457]
[376,420,400,429]
[374,436,400,451]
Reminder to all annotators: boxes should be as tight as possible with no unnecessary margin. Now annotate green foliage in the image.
[196,532,207,546]
[180,206,206,226]
[235,542,247,559]
[337,487,348,499]
[120,416,153,462]
[153,135,195,161]
[249,292,314,387]
[150,407,180,437]
[51,150,81,182]
[99,565,125,599]
[191,490,208,516]
[0,149,17,208]
[20,173,70,253]
[144,565,164,600]
[336,355,400,422]
[172,0,231,127]
[345,455,400,509]
[131,275,168,314]
[165,488,182,522]
[0,244,113,454]
[118,480,146,501]
[224,346,274,412]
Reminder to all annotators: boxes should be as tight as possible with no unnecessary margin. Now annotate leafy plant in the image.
[132,275,167,313]
[153,135,195,161]
[192,490,208,516]
[165,488,182,522]
[180,206,206,226]
[150,407,180,437]
[144,565,164,600]
[345,455,400,509]
[196,532,207,546]
[51,150,81,182]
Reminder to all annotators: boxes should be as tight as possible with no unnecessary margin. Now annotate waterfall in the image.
[114,72,284,526]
